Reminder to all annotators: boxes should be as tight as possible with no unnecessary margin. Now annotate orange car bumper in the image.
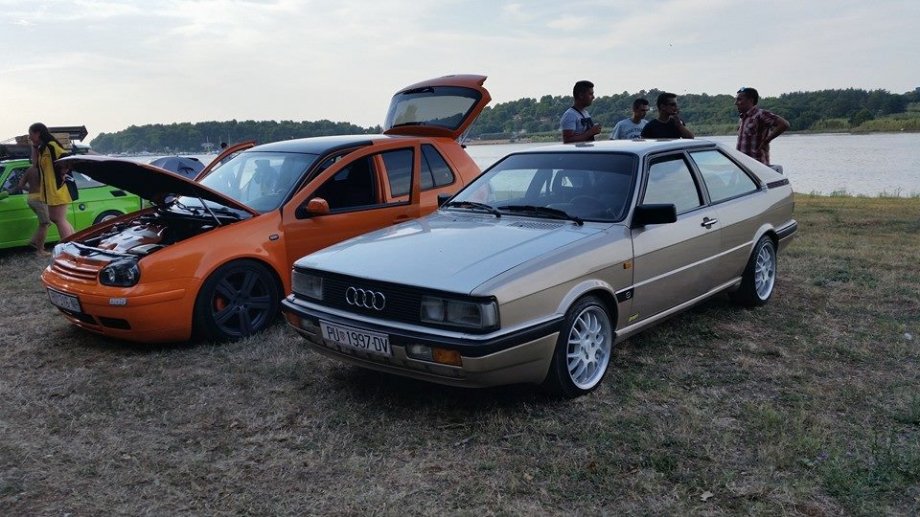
[41,272,198,343]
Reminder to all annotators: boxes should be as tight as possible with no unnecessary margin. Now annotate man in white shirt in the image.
[610,98,650,139]
[560,80,602,143]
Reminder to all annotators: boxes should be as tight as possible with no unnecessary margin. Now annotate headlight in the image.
[52,243,67,258]
[292,271,323,300]
[420,296,498,330]
[99,259,140,287]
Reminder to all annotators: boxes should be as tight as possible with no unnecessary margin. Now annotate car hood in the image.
[58,155,257,215]
[296,212,606,294]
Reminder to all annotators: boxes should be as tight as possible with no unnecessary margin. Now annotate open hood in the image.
[58,155,257,215]
[383,74,490,140]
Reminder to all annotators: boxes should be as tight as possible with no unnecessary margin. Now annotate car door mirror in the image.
[631,204,677,228]
[437,192,452,207]
[303,197,330,216]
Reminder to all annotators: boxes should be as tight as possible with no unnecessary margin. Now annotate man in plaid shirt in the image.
[735,87,789,165]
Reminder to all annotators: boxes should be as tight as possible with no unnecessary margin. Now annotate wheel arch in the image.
[201,254,286,296]
[555,280,620,329]
[191,255,286,341]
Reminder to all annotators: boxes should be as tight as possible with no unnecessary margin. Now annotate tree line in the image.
[90,87,920,153]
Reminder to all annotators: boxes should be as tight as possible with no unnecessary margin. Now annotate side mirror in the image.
[437,192,452,207]
[304,197,330,216]
[631,204,677,228]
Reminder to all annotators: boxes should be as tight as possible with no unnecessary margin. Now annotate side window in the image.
[312,156,378,210]
[420,144,455,190]
[2,167,28,193]
[72,170,103,189]
[690,150,759,203]
[381,148,413,198]
[643,156,702,213]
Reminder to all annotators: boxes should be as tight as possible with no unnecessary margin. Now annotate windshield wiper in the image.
[496,205,583,225]
[210,206,245,220]
[444,200,501,217]
[171,198,200,214]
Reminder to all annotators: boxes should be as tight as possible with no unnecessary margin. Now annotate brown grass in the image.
[2,194,919,515]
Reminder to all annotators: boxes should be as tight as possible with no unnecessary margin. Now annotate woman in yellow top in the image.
[29,122,74,239]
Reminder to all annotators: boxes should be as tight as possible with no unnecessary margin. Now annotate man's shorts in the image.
[27,197,51,225]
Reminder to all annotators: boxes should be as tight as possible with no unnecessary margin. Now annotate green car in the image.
[0,158,144,249]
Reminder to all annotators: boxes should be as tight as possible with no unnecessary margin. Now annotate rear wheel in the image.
[542,295,613,398]
[730,235,776,307]
[193,260,280,341]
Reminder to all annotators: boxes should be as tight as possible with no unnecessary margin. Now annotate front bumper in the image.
[281,296,563,388]
[40,269,196,343]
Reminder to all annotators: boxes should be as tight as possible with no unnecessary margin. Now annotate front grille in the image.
[50,256,104,282]
[317,272,425,323]
[293,268,493,334]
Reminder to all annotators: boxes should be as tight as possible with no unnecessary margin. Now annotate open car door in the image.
[196,140,257,180]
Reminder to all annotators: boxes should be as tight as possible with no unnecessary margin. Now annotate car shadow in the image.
[328,365,553,409]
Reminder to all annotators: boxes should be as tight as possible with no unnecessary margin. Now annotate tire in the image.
[542,295,614,398]
[93,210,122,225]
[730,235,777,307]
[193,259,281,341]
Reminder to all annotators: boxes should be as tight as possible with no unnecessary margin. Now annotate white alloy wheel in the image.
[730,235,777,307]
[754,239,777,300]
[565,304,613,390]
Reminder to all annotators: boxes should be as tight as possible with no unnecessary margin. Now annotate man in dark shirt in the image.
[641,92,694,139]
[735,87,789,165]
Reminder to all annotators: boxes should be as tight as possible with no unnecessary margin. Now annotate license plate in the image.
[319,320,391,357]
[47,288,82,313]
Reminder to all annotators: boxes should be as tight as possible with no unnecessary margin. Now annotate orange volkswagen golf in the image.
[41,75,491,343]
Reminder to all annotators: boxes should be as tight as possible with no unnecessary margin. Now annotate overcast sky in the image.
[2,0,917,142]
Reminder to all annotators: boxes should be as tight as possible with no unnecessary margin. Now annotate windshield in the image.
[384,86,482,132]
[180,151,318,213]
[450,152,638,222]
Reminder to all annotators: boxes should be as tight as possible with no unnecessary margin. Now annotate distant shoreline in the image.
[465,128,920,146]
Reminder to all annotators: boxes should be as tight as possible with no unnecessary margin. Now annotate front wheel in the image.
[542,295,614,398]
[93,210,122,225]
[193,260,281,341]
[730,235,777,307]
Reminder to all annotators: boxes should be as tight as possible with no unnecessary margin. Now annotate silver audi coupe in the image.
[281,139,797,397]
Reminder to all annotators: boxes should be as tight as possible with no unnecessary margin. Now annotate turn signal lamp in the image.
[406,344,463,366]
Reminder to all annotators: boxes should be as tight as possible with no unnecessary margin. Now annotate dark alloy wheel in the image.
[194,259,280,341]
[542,295,614,398]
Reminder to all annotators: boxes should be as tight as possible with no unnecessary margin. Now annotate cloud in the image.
[0,0,917,141]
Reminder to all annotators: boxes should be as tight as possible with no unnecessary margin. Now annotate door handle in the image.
[701,217,719,229]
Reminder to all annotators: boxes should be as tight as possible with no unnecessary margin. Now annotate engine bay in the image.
[81,210,220,256]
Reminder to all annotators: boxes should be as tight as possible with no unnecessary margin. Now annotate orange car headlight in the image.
[99,259,140,287]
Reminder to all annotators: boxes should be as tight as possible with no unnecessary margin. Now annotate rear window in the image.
[384,86,482,132]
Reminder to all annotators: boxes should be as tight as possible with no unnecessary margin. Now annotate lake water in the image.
[156,133,920,197]
[462,133,920,197]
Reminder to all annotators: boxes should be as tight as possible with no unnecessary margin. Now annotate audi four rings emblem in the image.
[345,286,386,310]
